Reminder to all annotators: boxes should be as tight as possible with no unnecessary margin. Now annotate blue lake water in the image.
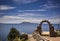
[0,23,60,41]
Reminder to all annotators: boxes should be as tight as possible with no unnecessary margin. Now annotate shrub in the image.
[7,27,28,41]
[21,34,28,41]
[7,27,21,41]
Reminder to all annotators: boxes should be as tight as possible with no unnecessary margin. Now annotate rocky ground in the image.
[28,34,36,41]
[28,34,60,41]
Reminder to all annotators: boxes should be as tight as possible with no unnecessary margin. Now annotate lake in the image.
[0,23,60,41]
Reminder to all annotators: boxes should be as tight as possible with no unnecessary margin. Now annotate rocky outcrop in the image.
[32,29,49,41]
[37,20,57,37]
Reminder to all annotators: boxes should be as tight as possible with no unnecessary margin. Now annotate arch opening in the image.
[41,22,50,36]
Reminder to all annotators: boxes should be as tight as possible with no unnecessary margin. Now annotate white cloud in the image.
[0,15,43,23]
[0,15,23,19]
[25,9,46,11]
[0,13,60,24]
[0,15,24,23]
[40,1,59,9]
[13,0,37,4]
[18,9,46,12]
[18,13,33,16]
[17,13,45,17]
[41,4,58,8]
[49,19,60,24]
[0,5,16,10]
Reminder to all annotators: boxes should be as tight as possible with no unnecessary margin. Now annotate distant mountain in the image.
[20,22,38,25]
[21,22,32,24]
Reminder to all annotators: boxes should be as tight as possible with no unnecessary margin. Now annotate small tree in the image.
[7,27,21,41]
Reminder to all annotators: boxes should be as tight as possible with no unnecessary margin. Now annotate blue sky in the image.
[0,0,60,24]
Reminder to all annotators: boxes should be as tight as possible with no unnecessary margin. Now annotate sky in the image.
[0,0,60,24]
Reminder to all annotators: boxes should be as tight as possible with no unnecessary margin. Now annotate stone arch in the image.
[37,20,56,37]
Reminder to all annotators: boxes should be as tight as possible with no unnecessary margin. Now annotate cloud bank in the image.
[0,13,60,24]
